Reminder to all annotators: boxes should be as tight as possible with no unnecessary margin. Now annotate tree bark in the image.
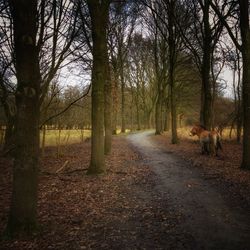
[111,71,118,135]
[154,36,163,135]
[135,80,141,130]
[104,62,112,155]
[200,0,213,130]
[168,0,178,144]
[87,0,110,174]
[7,0,41,236]
[120,67,126,133]
[164,108,170,132]
[155,92,163,134]
[3,116,15,152]
[240,0,250,170]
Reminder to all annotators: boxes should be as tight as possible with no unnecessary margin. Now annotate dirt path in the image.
[127,131,250,250]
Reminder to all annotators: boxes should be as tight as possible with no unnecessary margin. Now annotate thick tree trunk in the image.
[87,0,109,174]
[240,0,250,170]
[7,0,40,236]
[200,0,213,130]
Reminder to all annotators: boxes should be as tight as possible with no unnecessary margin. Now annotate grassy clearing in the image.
[40,129,91,147]
[40,128,132,147]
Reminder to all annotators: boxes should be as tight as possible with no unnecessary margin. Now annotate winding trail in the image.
[127,131,250,250]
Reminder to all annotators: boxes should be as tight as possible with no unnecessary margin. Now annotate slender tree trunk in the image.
[200,0,213,130]
[87,0,110,174]
[170,83,178,143]
[0,127,4,146]
[41,125,46,157]
[7,0,41,236]
[136,104,141,130]
[104,62,112,155]
[168,0,178,144]
[154,60,163,134]
[121,67,126,133]
[112,72,118,135]
[155,92,162,134]
[240,0,250,169]
[1,97,16,152]
[130,103,134,131]
[153,28,163,135]
[3,118,15,151]
[135,82,141,130]
[233,57,242,143]
[56,128,61,158]
[236,69,242,143]
[164,108,170,132]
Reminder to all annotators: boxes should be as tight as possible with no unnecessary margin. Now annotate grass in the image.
[40,129,91,147]
[40,128,132,147]
[0,127,239,149]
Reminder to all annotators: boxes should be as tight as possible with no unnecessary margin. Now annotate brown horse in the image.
[190,125,222,156]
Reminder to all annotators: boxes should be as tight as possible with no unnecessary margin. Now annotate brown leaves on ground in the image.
[0,137,193,250]
[152,133,250,205]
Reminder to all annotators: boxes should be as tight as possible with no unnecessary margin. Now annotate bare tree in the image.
[6,0,41,236]
[211,0,250,169]
[87,0,110,174]
[108,2,138,133]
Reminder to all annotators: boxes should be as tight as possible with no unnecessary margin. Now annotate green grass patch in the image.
[40,129,91,147]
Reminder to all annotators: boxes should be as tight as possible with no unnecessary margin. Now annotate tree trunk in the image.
[136,104,141,130]
[240,0,250,170]
[104,62,112,155]
[153,28,163,135]
[170,83,178,143]
[135,83,141,130]
[155,92,162,134]
[200,0,213,130]
[87,0,110,174]
[164,108,170,132]
[112,72,118,135]
[121,67,126,133]
[7,0,41,236]
[1,96,16,153]
[41,125,46,157]
[3,118,15,152]
[168,0,178,144]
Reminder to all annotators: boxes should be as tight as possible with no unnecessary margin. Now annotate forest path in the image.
[127,131,250,250]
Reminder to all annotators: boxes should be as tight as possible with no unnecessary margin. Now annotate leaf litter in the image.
[0,137,194,250]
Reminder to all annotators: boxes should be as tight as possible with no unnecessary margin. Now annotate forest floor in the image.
[0,131,250,249]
